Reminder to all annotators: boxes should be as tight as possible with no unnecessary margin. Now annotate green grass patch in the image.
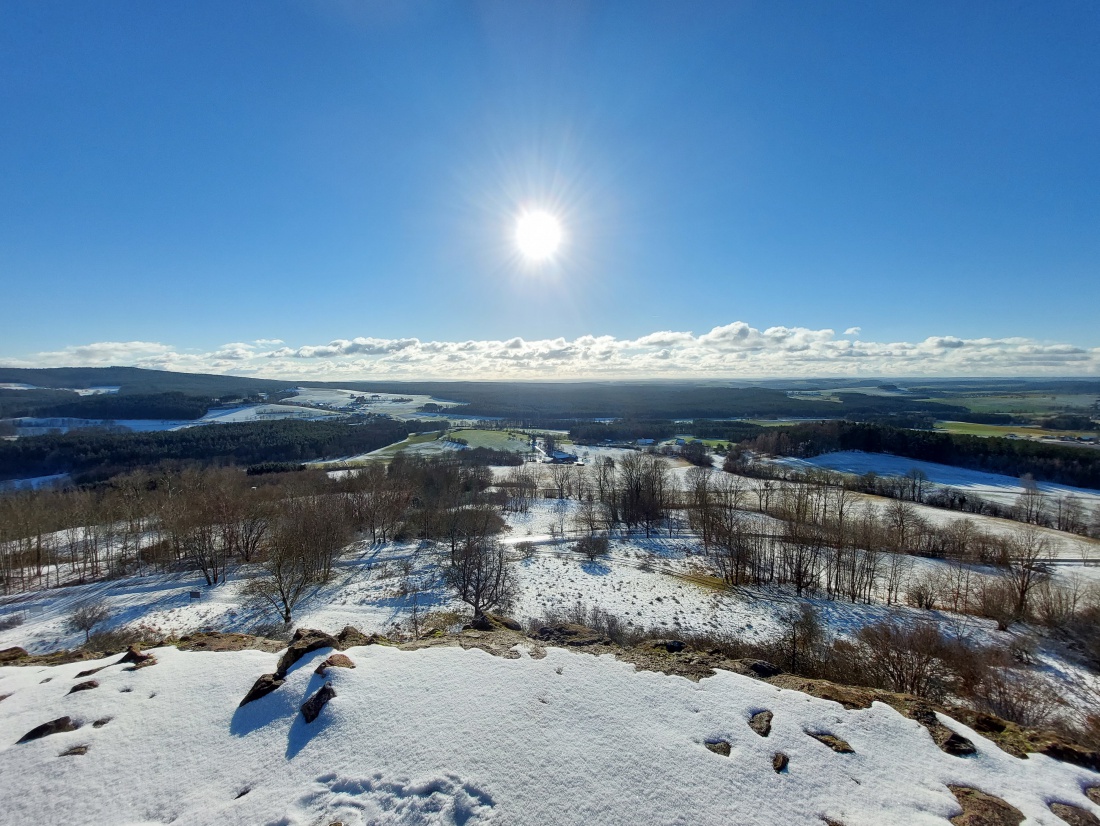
[929,393,1100,415]
[936,421,1099,440]
[447,428,534,452]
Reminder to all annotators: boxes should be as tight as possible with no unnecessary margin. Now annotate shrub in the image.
[575,534,610,561]
[850,620,959,700]
[85,625,161,653]
[976,578,1017,631]
[0,613,24,631]
[971,667,1063,729]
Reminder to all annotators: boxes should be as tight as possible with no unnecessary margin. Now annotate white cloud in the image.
[4,324,1099,380]
[844,327,861,336]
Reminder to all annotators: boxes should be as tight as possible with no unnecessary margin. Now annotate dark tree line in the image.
[17,392,215,421]
[569,419,765,445]
[0,419,439,482]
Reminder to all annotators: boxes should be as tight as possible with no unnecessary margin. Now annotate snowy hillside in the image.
[775,451,1100,510]
[2,640,1099,826]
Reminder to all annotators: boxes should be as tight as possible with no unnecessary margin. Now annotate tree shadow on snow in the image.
[579,560,612,576]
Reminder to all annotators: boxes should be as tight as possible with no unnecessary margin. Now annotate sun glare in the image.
[515,210,563,261]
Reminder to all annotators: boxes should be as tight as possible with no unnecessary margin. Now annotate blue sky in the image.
[1,1,1098,378]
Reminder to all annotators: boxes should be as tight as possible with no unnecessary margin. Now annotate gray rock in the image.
[238,673,285,707]
[748,710,773,738]
[942,731,978,757]
[704,739,731,757]
[18,716,79,744]
[301,682,336,724]
[277,629,339,676]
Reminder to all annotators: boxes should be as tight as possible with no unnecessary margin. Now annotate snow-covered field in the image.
[775,451,1100,510]
[0,384,118,395]
[3,641,1098,826]
[288,388,464,421]
[197,403,342,424]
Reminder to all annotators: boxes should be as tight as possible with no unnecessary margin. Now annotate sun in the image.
[515,210,563,261]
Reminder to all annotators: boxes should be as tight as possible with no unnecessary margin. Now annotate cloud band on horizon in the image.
[2,323,1097,380]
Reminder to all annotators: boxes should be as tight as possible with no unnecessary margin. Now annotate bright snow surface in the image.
[2,643,1098,826]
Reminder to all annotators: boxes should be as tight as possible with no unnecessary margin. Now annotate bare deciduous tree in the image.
[444,537,515,619]
[69,600,110,643]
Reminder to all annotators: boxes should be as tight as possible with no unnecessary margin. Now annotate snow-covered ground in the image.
[0,473,71,491]
[288,388,465,421]
[196,403,342,424]
[0,384,118,394]
[2,640,1098,825]
[775,451,1100,510]
[2,499,1083,668]
[7,404,341,436]
[10,417,198,436]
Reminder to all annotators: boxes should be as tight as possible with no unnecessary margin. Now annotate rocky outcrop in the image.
[238,627,369,707]
[276,629,340,675]
[532,624,607,647]
[469,614,523,632]
[175,632,284,654]
[118,646,157,670]
[772,752,789,773]
[0,646,28,663]
[767,673,1099,771]
[653,639,685,653]
[67,680,99,694]
[336,625,380,648]
[730,659,782,679]
[948,786,1023,826]
[1049,803,1100,826]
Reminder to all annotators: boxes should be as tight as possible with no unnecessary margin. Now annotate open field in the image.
[928,394,1100,416]
[289,388,464,420]
[449,428,534,452]
[936,420,1099,440]
[316,430,452,467]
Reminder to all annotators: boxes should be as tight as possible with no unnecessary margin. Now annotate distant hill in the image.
[0,366,293,397]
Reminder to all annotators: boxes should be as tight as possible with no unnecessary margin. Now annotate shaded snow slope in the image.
[2,643,1098,825]
[775,451,1100,508]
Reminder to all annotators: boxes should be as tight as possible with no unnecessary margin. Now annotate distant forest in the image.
[1,392,215,421]
[0,366,291,396]
[398,383,964,421]
[743,421,1100,489]
[0,419,441,482]
[569,419,765,444]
